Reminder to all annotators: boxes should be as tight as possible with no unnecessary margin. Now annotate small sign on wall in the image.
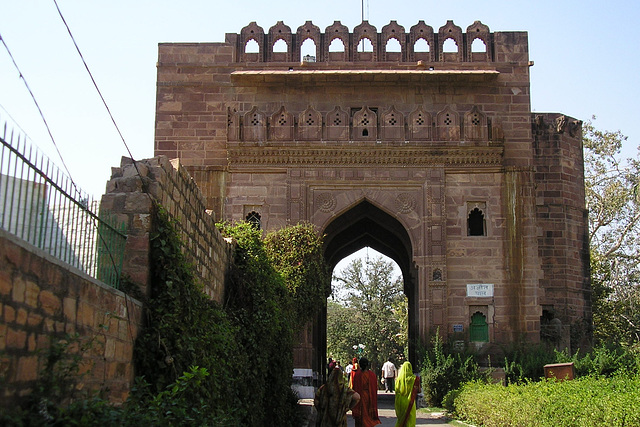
[467,283,494,297]
[453,324,464,333]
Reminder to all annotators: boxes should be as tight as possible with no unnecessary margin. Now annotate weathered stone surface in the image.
[154,20,590,376]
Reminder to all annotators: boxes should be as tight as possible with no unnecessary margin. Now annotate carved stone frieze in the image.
[227,145,503,167]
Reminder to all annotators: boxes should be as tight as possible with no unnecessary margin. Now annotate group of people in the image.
[314,357,421,427]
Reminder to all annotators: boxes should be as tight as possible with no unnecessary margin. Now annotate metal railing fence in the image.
[0,120,127,289]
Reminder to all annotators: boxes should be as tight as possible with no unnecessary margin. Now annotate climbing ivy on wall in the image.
[134,205,243,422]
[218,221,327,425]
[134,208,328,426]
[264,222,331,325]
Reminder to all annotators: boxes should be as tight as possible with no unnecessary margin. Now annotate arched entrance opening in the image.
[317,199,418,381]
[328,247,406,374]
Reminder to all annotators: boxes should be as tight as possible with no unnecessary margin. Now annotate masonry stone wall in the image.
[1,155,233,408]
[154,20,591,377]
[533,113,591,347]
[101,156,233,302]
[0,229,144,407]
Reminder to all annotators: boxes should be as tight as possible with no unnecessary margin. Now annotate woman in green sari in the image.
[394,362,421,427]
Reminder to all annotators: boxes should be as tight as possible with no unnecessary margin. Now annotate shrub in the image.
[264,222,331,325]
[450,374,640,427]
[502,343,556,384]
[555,343,640,377]
[420,332,488,407]
[134,205,244,423]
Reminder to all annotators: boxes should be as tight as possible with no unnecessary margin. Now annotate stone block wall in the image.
[1,154,233,409]
[102,156,233,302]
[0,229,144,407]
[533,113,591,347]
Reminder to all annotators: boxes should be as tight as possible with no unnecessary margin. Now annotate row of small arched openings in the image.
[239,20,492,63]
[228,105,493,142]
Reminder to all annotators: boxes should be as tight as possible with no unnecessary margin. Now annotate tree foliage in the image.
[327,256,407,373]
[584,118,640,346]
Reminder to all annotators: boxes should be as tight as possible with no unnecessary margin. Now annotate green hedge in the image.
[449,375,640,427]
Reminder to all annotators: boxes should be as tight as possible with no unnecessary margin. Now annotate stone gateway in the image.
[154,20,591,396]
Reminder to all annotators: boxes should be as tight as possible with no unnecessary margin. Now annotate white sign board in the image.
[467,283,494,297]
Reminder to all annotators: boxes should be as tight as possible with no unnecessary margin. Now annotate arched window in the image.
[329,38,345,52]
[468,207,485,236]
[470,312,488,342]
[385,38,401,53]
[358,37,374,52]
[300,38,316,62]
[245,39,260,53]
[272,39,288,53]
[246,211,261,230]
[471,38,486,53]
[442,38,458,53]
[413,38,430,52]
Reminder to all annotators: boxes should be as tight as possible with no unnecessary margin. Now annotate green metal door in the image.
[470,312,488,342]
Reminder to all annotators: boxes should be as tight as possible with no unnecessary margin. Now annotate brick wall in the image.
[1,155,233,409]
[0,229,144,407]
[101,156,233,302]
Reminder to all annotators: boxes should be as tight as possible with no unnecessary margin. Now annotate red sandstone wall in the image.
[152,21,590,362]
[533,113,591,348]
[0,229,144,407]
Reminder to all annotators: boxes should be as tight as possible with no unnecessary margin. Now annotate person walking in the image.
[394,361,421,427]
[350,357,381,427]
[314,367,360,427]
[381,358,397,393]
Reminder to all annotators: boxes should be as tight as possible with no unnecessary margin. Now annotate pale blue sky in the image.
[1,0,638,203]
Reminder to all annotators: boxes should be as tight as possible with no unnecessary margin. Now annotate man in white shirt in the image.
[381,358,397,393]
[345,360,353,375]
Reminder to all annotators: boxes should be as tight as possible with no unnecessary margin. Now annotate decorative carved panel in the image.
[298,106,322,140]
[269,106,294,141]
[464,106,487,141]
[325,106,349,140]
[352,106,378,140]
[381,105,405,141]
[436,106,460,141]
[408,106,432,141]
[243,106,267,141]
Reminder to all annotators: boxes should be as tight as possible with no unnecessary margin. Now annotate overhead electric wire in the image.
[51,0,145,184]
[0,32,79,190]
[51,0,149,341]
[0,102,35,141]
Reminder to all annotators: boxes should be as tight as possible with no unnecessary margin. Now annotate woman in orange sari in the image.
[394,361,421,427]
[350,357,381,427]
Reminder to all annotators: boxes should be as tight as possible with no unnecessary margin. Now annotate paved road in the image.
[301,390,459,426]
[348,391,456,427]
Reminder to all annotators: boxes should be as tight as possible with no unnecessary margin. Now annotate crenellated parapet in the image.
[234,20,499,63]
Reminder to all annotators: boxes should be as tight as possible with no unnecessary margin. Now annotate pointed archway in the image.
[320,199,419,374]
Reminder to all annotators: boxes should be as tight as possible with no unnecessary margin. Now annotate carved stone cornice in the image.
[227,144,503,167]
